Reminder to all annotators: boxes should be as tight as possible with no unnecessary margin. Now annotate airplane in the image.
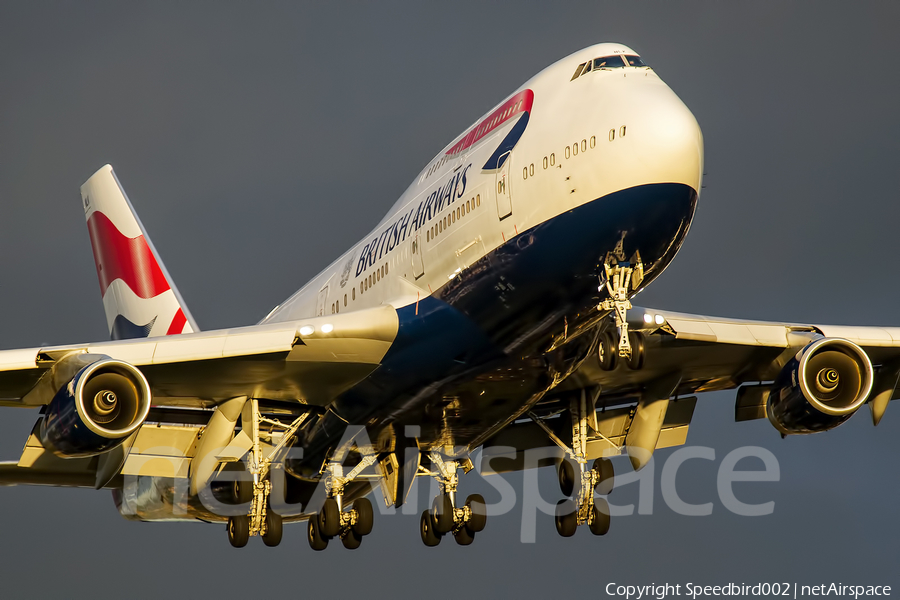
[0,42,894,550]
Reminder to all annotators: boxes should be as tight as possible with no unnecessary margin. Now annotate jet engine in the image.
[767,338,873,435]
[40,357,151,457]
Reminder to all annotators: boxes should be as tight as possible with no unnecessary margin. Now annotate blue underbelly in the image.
[294,182,697,466]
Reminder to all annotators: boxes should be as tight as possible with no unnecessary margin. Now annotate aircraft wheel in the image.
[626,331,645,370]
[454,526,475,546]
[227,462,252,505]
[555,499,577,538]
[319,497,341,538]
[589,498,611,536]
[227,515,250,548]
[420,510,441,547]
[465,494,487,532]
[262,511,283,547]
[352,498,374,536]
[341,529,363,550]
[598,332,617,371]
[308,517,328,551]
[558,460,576,497]
[592,457,615,495]
[431,493,454,534]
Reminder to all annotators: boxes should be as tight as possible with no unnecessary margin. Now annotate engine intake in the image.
[767,338,873,435]
[40,357,151,457]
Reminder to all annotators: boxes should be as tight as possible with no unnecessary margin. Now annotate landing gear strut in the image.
[225,399,311,548]
[308,440,377,551]
[529,392,615,537]
[418,452,486,547]
[598,258,645,370]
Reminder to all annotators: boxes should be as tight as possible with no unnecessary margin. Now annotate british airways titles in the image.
[356,164,472,277]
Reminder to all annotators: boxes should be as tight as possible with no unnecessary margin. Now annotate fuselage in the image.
[267,43,703,467]
[265,43,702,325]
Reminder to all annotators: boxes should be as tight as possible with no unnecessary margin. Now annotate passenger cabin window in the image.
[593,55,626,69]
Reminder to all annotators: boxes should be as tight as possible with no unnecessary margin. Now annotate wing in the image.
[569,306,900,407]
[0,305,398,409]
[483,306,900,474]
[0,305,398,490]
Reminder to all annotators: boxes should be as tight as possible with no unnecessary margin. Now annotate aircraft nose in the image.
[618,77,704,194]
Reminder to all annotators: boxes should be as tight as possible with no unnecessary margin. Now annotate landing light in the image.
[655,314,666,325]
[321,324,334,333]
[643,314,654,324]
[299,326,314,336]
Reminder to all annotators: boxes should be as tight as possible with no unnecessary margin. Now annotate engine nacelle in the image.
[767,338,873,435]
[40,357,151,457]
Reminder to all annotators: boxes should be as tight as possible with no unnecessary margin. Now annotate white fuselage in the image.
[263,43,703,325]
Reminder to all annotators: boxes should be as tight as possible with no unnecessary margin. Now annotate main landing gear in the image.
[529,392,615,538]
[597,257,645,371]
[418,452,487,547]
[226,400,312,548]
[308,443,377,551]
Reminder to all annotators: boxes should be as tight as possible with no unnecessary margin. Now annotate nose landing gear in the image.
[597,250,645,369]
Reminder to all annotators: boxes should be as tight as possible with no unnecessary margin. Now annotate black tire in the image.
[466,494,487,533]
[626,331,644,370]
[598,331,617,371]
[227,462,252,505]
[431,493,454,534]
[262,510,283,547]
[318,497,341,538]
[352,498,374,536]
[454,525,475,546]
[341,529,363,550]
[558,460,576,498]
[227,515,250,548]
[589,498,611,536]
[592,457,615,496]
[555,499,577,538]
[308,517,328,551]
[420,510,441,547]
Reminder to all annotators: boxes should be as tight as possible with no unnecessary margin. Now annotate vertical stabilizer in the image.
[80,165,199,340]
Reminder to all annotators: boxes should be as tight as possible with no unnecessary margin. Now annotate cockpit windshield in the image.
[592,55,626,69]
[571,54,649,80]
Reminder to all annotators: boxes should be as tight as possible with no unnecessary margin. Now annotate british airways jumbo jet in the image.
[0,43,892,549]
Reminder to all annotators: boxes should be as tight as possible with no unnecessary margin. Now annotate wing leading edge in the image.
[0,305,399,409]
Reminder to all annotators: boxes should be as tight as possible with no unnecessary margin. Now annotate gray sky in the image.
[1,2,899,598]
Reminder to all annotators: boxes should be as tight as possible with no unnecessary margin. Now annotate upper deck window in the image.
[593,55,626,69]
[624,55,647,67]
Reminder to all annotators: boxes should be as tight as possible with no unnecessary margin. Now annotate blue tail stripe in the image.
[110,315,157,340]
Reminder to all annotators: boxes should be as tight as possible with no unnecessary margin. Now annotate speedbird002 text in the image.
[0,43,895,550]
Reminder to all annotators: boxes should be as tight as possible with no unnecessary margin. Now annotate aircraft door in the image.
[411,234,425,279]
[495,151,512,220]
[316,282,329,316]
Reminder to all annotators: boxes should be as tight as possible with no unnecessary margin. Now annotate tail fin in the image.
[80,165,198,340]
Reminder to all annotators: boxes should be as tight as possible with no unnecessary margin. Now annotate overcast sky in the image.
[1,2,899,598]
